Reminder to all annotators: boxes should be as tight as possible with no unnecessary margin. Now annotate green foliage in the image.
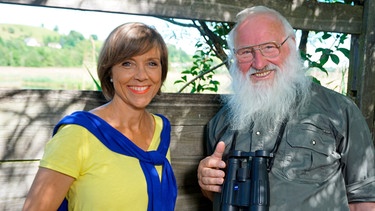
[0,24,98,67]
[90,34,98,41]
[61,30,85,47]
[174,21,230,93]
[0,24,192,68]
[85,65,102,91]
[167,44,192,63]
[301,32,350,78]
[174,40,220,93]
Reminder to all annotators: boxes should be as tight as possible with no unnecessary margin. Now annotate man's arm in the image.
[349,202,375,211]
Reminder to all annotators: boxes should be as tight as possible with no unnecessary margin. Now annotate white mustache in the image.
[248,64,279,75]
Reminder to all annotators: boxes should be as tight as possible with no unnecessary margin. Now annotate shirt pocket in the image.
[277,123,341,183]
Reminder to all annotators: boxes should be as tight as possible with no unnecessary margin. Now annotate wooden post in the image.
[348,0,375,142]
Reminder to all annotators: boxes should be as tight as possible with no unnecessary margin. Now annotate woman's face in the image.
[111,47,162,109]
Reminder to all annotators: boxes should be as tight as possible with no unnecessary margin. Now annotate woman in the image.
[23,22,177,211]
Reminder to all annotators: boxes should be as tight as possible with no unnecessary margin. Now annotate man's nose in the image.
[251,50,268,70]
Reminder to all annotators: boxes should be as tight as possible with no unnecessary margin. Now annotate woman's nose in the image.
[134,65,148,80]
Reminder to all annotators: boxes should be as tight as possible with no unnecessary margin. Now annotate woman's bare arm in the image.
[23,167,74,211]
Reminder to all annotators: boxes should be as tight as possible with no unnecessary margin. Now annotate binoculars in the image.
[220,150,272,211]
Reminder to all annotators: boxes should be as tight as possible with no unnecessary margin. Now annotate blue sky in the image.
[0,3,201,54]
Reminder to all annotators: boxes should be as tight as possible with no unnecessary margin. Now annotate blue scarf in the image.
[55,111,177,211]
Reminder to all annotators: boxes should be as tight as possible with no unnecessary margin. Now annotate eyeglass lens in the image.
[235,36,289,63]
[236,42,280,62]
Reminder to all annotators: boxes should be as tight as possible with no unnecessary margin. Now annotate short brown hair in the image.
[97,22,168,100]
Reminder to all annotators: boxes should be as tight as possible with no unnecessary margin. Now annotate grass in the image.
[0,66,98,90]
[0,66,232,93]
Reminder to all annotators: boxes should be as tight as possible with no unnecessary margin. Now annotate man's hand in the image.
[197,141,226,200]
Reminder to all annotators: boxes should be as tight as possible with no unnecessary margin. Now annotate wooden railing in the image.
[0,89,222,210]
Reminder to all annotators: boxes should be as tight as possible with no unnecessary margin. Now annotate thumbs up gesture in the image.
[197,141,226,200]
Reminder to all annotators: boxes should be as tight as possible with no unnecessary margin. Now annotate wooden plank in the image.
[0,161,38,211]
[172,158,212,210]
[0,159,213,210]
[0,124,209,160]
[0,90,222,161]
[0,0,363,34]
[0,90,221,126]
[358,0,375,140]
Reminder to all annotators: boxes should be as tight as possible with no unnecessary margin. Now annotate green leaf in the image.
[315,48,325,53]
[322,33,331,40]
[320,54,329,66]
[191,66,199,71]
[195,43,203,48]
[337,48,350,59]
[339,33,348,44]
[174,80,184,84]
[85,66,101,91]
[210,80,220,85]
[198,84,203,92]
[330,54,340,64]
[312,77,321,85]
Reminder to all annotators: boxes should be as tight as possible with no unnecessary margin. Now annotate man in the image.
[197,6,375,211]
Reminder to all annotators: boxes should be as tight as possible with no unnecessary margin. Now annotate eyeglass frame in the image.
[233,36,290,63]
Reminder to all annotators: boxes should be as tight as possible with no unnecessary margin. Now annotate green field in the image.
[0,66,232,94]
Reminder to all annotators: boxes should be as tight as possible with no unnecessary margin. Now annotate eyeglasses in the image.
[234,36,290,63]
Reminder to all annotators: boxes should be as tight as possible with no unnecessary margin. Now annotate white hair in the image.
[227,6,295,54]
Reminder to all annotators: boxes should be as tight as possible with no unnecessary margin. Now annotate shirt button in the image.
[256,131,261,135]
[311,140,316,145]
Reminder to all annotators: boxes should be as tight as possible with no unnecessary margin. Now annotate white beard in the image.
[223,50,311,131]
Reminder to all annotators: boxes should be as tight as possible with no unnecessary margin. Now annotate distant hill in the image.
[0,24,60,43]
[0,23,192,66]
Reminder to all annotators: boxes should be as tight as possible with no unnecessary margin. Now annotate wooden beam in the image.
[0,0,363,34]
[353,0,375,141]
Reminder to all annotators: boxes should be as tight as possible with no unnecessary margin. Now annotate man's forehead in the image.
[235,15,284,47]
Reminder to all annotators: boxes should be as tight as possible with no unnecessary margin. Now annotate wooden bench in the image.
[0,89,222,210]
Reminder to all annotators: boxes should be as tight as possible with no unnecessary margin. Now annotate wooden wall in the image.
[0,90,222,210]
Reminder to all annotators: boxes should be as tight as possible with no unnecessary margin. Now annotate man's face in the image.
[234,14,291,84]
[225,14,311,131]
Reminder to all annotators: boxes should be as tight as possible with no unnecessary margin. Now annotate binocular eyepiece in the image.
[220,150,272,211]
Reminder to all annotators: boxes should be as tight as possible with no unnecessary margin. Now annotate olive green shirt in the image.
[207,83,375,211]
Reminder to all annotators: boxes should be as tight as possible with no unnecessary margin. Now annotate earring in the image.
[110,78,113,83]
